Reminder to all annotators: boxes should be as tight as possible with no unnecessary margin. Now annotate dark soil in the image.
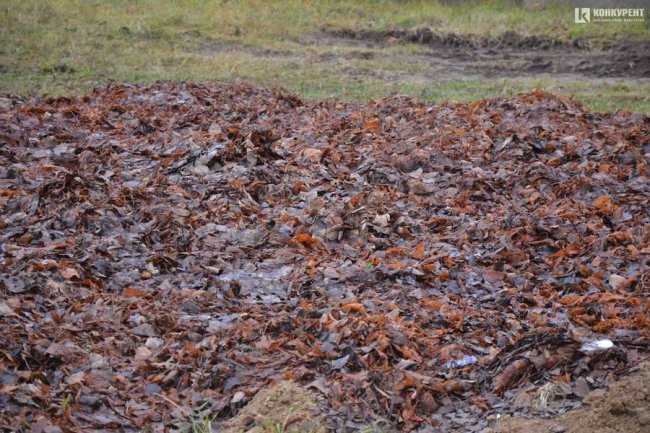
[323,28,650,80]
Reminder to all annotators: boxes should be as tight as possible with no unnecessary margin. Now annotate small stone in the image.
[141,270,152,280]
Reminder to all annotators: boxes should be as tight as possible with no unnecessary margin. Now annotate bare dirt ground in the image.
[222,380,325,433]
[499,362,650,433]
[314,29,650,83]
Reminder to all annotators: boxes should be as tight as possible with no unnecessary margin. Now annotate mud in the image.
[321,28,650,80]
[499,362,650,433]
[221,381,326,433]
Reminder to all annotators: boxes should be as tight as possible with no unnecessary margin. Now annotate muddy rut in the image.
[316,29,650,82]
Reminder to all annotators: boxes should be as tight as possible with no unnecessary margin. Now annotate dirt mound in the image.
[323,28,650,79]
[500,362,650,433]
[222,381,325,433]
[329,28,580,50]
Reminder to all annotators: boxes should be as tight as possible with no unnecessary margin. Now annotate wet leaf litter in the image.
[0,82,648,432]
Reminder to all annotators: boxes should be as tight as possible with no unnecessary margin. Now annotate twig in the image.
[155,392,192,418]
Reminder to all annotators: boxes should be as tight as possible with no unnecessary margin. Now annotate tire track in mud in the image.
[312,28,650,82]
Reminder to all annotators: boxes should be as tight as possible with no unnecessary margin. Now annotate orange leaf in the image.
[0,190,18,197]
[36,165,58,173]
[123,287,147,298]
[560,294,583,305]
[593,195,614,213]
[399,346,423,362]
[421,263,436,273]
[341,302,365,314]
[420,299,444,312]
[293,233,322,249]
[349,192,365,207]
[411,243,425,260]
[228,179,246,189]
[384,247,408,258]
[553,373,571,383]
[292,181,306,194]
[565,244,581,256]
[363,118,381,132]
[184,342,201,357]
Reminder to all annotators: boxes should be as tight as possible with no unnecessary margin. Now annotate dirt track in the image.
[317,29,650,82]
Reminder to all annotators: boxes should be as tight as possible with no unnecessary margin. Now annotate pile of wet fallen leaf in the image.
[0,82,648,432]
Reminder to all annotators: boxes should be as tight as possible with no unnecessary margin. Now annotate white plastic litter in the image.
[580,338,614,352]
[445,355,478,369]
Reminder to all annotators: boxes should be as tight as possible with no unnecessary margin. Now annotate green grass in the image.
[0,0,648,113]
[190,415,212,433]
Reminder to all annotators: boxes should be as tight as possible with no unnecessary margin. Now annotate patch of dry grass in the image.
[0,1,648,112]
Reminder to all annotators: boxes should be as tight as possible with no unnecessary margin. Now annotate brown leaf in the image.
[493,359,531,394]
[608,274,627,291]
[123,287,147,298]
[301,148,323,164]
[417,391,439,413]
[58,267,80,280]
[363,118,381,132]
[593,195,614,213]
[341,302,365,314]
[135,346,153,362]
[131,323,158,337]
[412,243,425,260]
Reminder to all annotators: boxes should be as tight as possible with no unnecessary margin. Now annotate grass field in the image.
[1,0,648,112]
